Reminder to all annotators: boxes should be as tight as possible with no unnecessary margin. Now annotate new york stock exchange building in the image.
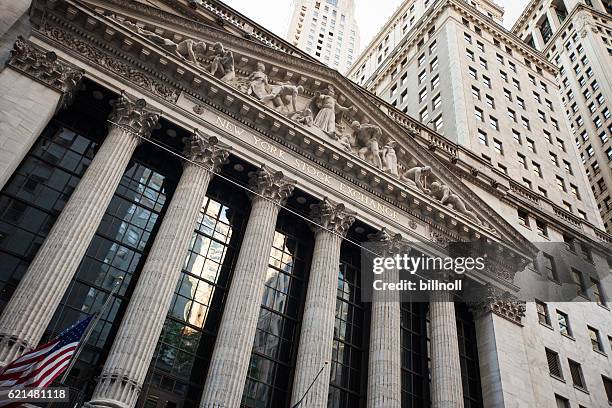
[0,0,611,407]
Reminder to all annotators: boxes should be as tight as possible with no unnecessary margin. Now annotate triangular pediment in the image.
[31,0,538,264]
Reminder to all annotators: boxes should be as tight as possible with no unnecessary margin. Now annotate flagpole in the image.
[58,276,123,385]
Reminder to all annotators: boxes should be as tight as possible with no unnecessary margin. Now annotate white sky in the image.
[224,0,530,53]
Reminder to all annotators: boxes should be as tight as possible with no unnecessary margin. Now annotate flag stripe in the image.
[0,315,93,389]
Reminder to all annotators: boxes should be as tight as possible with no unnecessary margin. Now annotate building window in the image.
[400,303,428,406]
[568,360,586,390]
[535,219,548,237]
[532,162,542,178]
[571,269,587,298]
[588,326,604,353]
[513,130,522,144]
[456,304,484,408]
[475,107,484,122]
[555,395,570,408]
[536,300,550,325]
[603,376,612,404]
[545,348,563,379]
[557,310,571,336]
[432,93,442,110]
[489,117,499,131]
[433,115,444,132]
[485,95,495,109]
[556,176,566,192]
[518,153,527,169]
[493,139,503,154]
[244,218,311,407]
[471,86,480,100]
[517,209,529,226]
[483,75,491,88]
[329,244,365,407]
[592,278,606,307]
[478,130,488,145]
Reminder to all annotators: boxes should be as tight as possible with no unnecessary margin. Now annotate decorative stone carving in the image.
[184,131,230,171]
[8,37,83,95]
[367,227,403,254]
[248,165,296,205]
[210,42,235,82]
[43,24,179,102]
[124,21,207,65]
[381,140,399,176]
[399,165,432,192]
[261,83,304,113]
[429,181,480,224]
[309,197,356,236]
[352,120,383,169]
[309,86,353,135]
[468,285,526,326]
[109,93,160,138]
[289,107,314,127]
[247,61,270,99]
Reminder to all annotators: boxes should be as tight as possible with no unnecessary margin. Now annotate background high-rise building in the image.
[287,0,360,73]
[512,0,612,233]
[349,1,612,405]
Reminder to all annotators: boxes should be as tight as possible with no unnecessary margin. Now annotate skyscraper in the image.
[287,0,360,73]
[349,0,612,405]
[512,0,612,233]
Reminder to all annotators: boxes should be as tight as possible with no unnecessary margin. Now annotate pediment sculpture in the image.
[112,19,486,228]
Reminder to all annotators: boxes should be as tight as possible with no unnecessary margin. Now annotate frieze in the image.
[41,22,179,103]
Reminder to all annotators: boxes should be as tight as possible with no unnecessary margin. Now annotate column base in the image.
[0,334,32,367]
[84,399,130,408]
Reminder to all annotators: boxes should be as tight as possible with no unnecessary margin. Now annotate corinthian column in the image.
[85,133,230,408]
[430,291,464,408]
[291,198,355,408]
[199,165,295,408]
[0,93,159,366]
[366,229,403,408]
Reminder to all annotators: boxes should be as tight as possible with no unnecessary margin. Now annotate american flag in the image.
[0,315,93,389]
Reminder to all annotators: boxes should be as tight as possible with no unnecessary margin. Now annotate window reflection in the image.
[141,191,246,408]
[400,302,429,407]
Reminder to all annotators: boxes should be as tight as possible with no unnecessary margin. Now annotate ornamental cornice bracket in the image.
[109,92,160,140]
[367,227,404,255]
[185,130,231,172]
[7,37,84,109]
[248,164,296,205]
[309,197,356,237]
[468,285,525,326]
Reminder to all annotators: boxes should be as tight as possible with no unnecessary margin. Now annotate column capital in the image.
[184,132,230,172]
[248,165,296,205]
[109,93,160,139]
[309,197,356,237]
[367,227,404,254]
[468,284,526,326]
[8,37,83,101]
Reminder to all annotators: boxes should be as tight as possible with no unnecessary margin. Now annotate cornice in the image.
[30,0,540,265]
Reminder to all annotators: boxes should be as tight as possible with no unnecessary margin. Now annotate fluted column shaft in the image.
[199,166,295,408]
[367,230,402,408]
[0,94,158,366]
[430,291,464,408]
[85,135,229,408]
[291,198,355,408]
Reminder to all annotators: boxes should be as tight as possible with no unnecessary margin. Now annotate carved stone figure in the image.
[124,22,207,65]
[337,132,354,153]
[247,62,270,99]
[309,86,352,135]
[381,140,398,176]
[352,120,383,169]
[210,42,235,82]
[400,165,431,192]
[290,108,314,127]
[261,84,304,113]
[429,181,480,224]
